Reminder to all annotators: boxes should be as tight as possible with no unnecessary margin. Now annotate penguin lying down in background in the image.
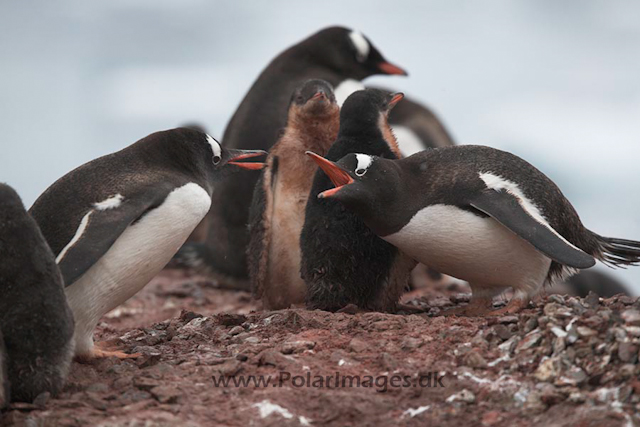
[307,146,640,316]
[0,184,74,405]
[29,128,266,360]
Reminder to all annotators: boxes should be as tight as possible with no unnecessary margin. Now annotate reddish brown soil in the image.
[2,268,639,426]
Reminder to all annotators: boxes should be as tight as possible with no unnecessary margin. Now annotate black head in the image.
[298,27,407,80]
[154,128,267,182]
[289,79,338,118]
[339,89,404,138]
[305,151,400,231]
[0,183,24,212]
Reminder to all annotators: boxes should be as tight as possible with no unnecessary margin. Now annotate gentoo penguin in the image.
[299,89,417,312]
[188,26,407,287]
[0,183,74,402]
[248,79,340,309]
[29,128,266,359]
[306,146,640,315]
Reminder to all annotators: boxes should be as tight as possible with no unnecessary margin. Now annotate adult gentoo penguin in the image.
[300,89,417,312]
[0,184,74,401]
[306,146,640,315]
[188,26,407,287]
[248,79,340,310]
[29,128,266,359]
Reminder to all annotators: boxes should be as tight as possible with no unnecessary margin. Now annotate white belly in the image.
[65,183,211,355]
[383,204,551,291]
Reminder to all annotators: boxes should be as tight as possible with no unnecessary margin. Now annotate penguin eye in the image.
[213,155,222,165]
[296,96,304,103]
[355,168,366,177]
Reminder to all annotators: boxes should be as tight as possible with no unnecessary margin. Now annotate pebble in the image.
[492,324,513,340]
[625,326,640,337]
[463,350,488,369]
[349,338,370,353]
[543,303,572,318]
[400,336,423,351]
[497,315,518,324]
[584,292,600,308]
[447,389,476,404]
[534,357,561,382]
[576,326,597,337]
[516,331,542,352]
[282,340,315,354]
[229,326,244,336]
[523,317,538,333]
[622,309,640,326]
[150,386,181,404]
[618,342,638,363]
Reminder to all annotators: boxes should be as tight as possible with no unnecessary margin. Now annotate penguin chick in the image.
[0,183,74,402]
[29,128,266,359]
[300,89,417,312]
[248,79,340,310]
[197,26,407,287]
[307,146,640,315]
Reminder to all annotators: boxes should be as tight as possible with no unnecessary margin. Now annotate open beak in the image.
[378,61,408,76]
[388,92,404,109]
[227,149,267,170]
[310,91,326,101]
[305,151,354,198]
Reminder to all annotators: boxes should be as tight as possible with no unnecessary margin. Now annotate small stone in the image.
[497,315,518,324]
[217,360,242,377]
[349,338,369,353]
[618,342,638,363]
[499,335,520,354]
[150,385,180,404]
[622,310,640,326]
[544,303,572,318]
[120,389,152,403]
[534,357,561,382]
[179,310,203,323]
[567,391,586,403]
[228,326,244,336]
[450,293,471,303]
[463,350,488,369]
[282,340,315,354]
[481,411,502,426]
[548,294,565,304]
[516,331,542,352]
[258,350,293,369]
[576,326,597,337]
[556,367,588,387]
[566,325,579,344]
[492,324,513,341]
[552,337,566,355]
[217,313,248,326]
[625,326,640,337]
[32,392,50,408]
[378,352,399,370]
[243,336,261,344]
[584,292,600,308]
[523,392,547,414]
[400,336,423,351]
[447,389,475,403]
[523,317,539,333]
[537,383,566,406]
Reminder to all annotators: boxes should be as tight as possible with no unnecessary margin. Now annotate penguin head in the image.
[202,133,266,172]
[306,151,399,219]
[0,183,24,211]
[289,79,338,118]
[339,89,403,148]
[304,27,407,80]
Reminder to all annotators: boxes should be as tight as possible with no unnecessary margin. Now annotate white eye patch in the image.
[355,153,373,176]
[206,134,222,160]
[349,31,370,63]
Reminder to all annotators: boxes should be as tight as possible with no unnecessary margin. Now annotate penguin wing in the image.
[469,189,596,268]
[57,185,173,286]
[247,156,278,297]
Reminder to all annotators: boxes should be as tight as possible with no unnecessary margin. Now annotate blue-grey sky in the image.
[1,1,639,292]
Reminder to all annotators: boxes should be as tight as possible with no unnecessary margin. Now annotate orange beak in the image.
[305,151,354,198]
[378,62,408,76]
[388,92,404,109]
[227,149,267,170]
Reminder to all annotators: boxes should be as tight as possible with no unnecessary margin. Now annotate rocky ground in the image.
[2,268,639,427]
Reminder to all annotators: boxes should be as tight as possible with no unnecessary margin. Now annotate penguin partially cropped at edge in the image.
[306,146,640,315]
[300,89,417,312]
[29,128,266,359]
[248,79,340,310]
[184,26,407,288]
[0,183,74,402]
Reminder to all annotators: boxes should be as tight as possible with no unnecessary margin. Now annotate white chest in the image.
[65,183,211,347]
[334,79,366,106]
[383,204,551,290]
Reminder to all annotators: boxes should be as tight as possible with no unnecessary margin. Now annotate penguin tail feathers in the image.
[168,243,250,291]
[594,234,640,268]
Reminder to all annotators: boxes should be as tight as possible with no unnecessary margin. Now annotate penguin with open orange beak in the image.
[306,146,640,316]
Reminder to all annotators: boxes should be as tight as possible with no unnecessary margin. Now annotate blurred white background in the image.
[1,1,638,292]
